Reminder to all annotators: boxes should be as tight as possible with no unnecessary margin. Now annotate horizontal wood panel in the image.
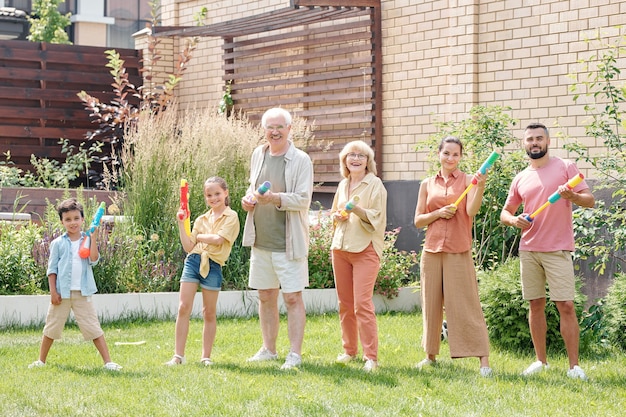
[231,67,372,91]
[224,54,372,80]
[0,125,92,140]
[222,31,371,61]
[0,41,142,184]
[223,44,371,73]
[0,86,90,101]
[222,19,369,50]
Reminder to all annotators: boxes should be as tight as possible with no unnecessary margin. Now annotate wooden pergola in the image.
[154,0,382,188]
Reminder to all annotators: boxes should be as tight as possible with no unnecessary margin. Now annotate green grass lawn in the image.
[1,312,624,417]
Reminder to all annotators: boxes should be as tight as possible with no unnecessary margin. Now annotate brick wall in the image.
[154,0,626,181]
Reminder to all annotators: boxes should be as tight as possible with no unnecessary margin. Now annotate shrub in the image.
[308,209,335,289]
[479,257,586,353]
[603,272,626,350]
[307,209,418,298]
[120,107,261,290]
[0,222,46,294]
[416,105,528,270]
[376,227,418,298]
[565,29,626,275]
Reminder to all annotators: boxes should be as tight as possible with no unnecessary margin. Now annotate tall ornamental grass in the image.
[120,106,261,290]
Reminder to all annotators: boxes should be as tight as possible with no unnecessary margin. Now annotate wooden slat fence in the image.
[0,40,142,184]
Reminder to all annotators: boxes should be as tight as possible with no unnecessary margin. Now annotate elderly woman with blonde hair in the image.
[330,140,387,372]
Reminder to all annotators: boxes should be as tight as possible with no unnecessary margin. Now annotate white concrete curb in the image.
[0,287,420,327]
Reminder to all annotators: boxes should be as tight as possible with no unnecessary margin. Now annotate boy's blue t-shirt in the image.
[46,232,99,298]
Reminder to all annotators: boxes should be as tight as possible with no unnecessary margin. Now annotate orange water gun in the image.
[79,202,106,259]
[178,179,191,236]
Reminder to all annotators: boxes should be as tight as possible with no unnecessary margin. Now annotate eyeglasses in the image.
[346,152,367,160]
[265,125,285,131]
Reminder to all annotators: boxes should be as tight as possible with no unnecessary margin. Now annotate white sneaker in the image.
[164,354,185,366]
[247,346,278,362]
[335,353,355,364]
[480,367,493,377]
[28,360,45,369]
[522,360,549,376]
[416,358,435,370]
[104,362,122,371]
[363,359,378,373]
[280,352,302,370]
[567,365,588,381]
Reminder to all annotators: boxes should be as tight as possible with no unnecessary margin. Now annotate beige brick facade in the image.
[147,0,626,181]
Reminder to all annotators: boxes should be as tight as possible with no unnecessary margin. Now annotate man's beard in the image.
[527,147,547,159]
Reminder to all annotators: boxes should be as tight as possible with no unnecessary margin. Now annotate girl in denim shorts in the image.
[165,177,240,366]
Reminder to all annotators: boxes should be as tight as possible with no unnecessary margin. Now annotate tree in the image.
[27,0,71,44]
[566,28,626,274]
[417,105,527,270]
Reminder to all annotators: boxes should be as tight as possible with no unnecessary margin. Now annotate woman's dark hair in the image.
[438,136,463,155]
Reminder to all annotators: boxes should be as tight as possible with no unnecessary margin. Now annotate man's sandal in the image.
[200,358,213,366]
[164,354,185,366]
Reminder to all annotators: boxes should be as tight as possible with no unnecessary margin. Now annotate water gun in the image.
[525,173,584,221]
[247,181,271,204]
[178,179,191,236]
[340,195,360,216]
[453,151,500,207]
[79,202,106,259]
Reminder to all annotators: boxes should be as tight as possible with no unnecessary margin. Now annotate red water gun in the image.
[178,179,191,236]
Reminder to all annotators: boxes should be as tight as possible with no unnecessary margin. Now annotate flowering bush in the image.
[376,227,419,298]
[308,209,335,289]
[307,210,418,299]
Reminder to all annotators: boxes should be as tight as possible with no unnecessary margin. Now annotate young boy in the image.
[29,198,122,371]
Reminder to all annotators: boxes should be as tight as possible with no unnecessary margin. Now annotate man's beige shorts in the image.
[42,291,104,340]
[248,247,309,293]
[519,250,575,301]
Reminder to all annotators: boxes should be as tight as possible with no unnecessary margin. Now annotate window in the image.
[106,0,151,49]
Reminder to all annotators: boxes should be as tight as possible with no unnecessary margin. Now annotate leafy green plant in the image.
[308,208,335,289]
[218,80,234,116]
[77,0,200,190]
[376,227,418,298]
[579,300,610,354]
[566,28,626,275]
[306,209,418,298]
[479,257,586,353]
[1,139,102,189]
[0,152,38,187]
[603,272,626,350]
[417,105,527,270]
[0,222,45,295]
[28,139,103,188]
[27,0,71,44]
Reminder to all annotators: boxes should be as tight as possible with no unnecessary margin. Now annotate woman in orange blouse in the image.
[413,136,492,376]
[330,140,387,372]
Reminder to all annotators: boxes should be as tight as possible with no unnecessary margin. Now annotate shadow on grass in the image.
[213,361,402,387]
